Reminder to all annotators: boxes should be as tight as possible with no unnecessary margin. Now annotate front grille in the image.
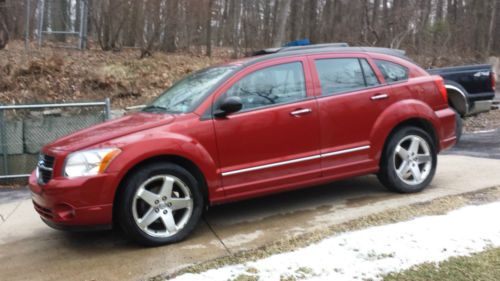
[37,154,55,185]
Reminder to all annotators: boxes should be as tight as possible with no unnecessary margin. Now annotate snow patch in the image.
[171,202,500,281]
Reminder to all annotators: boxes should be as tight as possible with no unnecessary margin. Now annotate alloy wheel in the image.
[132,175,193,238]
[393,135,432,186]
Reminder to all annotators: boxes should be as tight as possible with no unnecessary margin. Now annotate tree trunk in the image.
[308,0,318,43]
[52,0,69,42]
[164,0,179,52]
[272,0,291,47]
[486,0,497,54]
[206,0,214,56]
[0,0,8,50]
[230,0,242,57]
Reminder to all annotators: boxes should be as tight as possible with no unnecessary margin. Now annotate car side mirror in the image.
[214,96,243,117]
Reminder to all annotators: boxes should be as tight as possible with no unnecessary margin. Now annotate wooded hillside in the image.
[1,0,499,60]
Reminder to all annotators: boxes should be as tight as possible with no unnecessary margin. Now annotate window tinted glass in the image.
[223,62,306,111]
[315,58,366,95]
[375,60,409,83]
[360,59,380,87]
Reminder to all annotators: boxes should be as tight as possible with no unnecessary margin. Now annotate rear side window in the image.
[223,62,306,111]
[314,58,380,96]
[374,60,409,83]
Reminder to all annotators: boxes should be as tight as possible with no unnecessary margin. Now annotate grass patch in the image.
[384,247,500,281]
[152,186,500,280]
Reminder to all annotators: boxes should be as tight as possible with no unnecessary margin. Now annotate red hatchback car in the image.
[29,45,456,246]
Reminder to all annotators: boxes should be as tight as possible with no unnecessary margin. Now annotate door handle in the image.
[290,108,312,117]
[371,93,389,101]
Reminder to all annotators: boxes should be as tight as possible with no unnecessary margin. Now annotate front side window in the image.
[374,60,409,83]
[222,62,307,111]
[315,58,367,95]
[145,66,236,113]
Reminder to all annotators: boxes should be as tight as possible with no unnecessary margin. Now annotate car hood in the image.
[45,112,175,152]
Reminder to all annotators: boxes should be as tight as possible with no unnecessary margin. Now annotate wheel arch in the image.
[112,154,209,226]
[444,81,469,117]
[381,118,439,160]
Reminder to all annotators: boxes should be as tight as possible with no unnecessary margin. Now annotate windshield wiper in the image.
[142,105,169,112]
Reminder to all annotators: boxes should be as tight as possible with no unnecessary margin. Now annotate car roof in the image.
[227,45,414,67]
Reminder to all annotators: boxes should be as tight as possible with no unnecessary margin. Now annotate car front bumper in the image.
[28,171,117,230]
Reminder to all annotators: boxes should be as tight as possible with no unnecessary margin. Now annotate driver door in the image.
[212,58,322,197]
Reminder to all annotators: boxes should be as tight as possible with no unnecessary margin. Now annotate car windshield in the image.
[143,66,237,114]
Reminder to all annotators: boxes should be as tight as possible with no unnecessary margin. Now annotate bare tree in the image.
[206,0,214,56]
[272,0,291,47]
[1,0,499,59]
[0,0,8,49]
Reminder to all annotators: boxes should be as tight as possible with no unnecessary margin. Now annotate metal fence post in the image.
[0,106,8,176]
[104,98,111,120]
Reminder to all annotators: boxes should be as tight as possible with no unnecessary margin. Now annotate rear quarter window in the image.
[374,60,409,83]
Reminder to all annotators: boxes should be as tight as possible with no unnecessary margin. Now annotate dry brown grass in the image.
[384,247,500,281]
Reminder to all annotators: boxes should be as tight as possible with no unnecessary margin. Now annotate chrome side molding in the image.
[221,145,370,176]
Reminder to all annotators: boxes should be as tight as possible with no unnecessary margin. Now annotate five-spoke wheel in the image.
[393,135,432,185]
[378,126,437,193]
[133,175,193,238]
[118,163,203,246]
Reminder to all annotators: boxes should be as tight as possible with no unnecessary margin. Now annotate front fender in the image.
[370,99,440,161]
[103,132,220,202]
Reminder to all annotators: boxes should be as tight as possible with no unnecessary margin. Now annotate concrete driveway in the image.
[1,155,500,281]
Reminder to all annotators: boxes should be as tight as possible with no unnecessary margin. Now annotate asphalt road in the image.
[446,129,500,159]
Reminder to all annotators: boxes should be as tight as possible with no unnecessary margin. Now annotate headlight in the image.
[64,148,121,178]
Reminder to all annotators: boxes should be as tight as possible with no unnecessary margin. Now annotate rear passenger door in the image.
[308,54,393,177]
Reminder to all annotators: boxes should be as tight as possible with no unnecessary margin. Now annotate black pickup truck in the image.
[428,64,496,117]
[428,64,496,140]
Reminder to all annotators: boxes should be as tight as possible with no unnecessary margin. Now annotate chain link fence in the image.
[0,99,110,182]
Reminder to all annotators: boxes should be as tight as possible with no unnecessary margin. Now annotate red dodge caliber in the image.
[29,46,456,246]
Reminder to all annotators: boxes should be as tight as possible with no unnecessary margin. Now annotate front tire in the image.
[378,126,437,193]
[117,162,204,246]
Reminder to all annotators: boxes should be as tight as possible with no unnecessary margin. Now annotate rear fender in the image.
[370,100,440,161]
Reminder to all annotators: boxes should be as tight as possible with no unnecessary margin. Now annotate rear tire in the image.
[377,126,437,193]
[453,109,463,143]
[117,162,204,246]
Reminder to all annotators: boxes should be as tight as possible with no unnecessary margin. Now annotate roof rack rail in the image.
[278,43,349,53]
[252,43,349,57]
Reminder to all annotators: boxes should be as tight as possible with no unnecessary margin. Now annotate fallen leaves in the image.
[0,41,226,108]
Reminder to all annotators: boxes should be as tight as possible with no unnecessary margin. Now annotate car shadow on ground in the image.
[46,175,397,250]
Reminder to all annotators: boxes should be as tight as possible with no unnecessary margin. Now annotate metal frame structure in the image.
[0,99,111,180]
[30,0,89,50]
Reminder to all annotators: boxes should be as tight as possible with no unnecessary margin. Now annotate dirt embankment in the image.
[0,41,228,108]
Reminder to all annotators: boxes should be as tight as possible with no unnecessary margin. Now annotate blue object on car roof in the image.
[284,39,311,47]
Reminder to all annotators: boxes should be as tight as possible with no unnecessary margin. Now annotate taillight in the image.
[492,71,497,91]
[435,76,448,104]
